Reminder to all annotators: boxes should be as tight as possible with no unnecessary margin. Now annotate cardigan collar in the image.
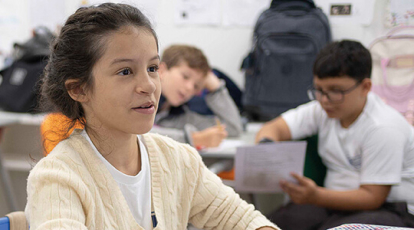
[67,129,164,229]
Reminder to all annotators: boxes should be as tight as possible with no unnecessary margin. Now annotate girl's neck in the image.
[85,127,141,176]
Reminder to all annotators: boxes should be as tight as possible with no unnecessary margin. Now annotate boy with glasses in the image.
[256,40,414,229]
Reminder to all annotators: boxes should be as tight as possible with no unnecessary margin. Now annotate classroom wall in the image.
[0,0,394,89]
[156,0,390,89]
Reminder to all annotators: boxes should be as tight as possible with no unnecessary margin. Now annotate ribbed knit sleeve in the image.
[181,144,279,230]
[26,156,89,230]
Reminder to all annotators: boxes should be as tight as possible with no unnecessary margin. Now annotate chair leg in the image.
[0,147,19,211]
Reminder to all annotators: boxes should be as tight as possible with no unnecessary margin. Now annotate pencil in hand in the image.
[215,117,224,131]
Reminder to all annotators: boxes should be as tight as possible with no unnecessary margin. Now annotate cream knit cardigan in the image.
[26,129,279,230]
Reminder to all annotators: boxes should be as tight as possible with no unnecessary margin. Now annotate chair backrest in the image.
[370,26,414,125]
[0,216,10,230]
[0,212,28,230]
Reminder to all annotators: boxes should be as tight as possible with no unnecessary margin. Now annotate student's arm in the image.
[183,144,279,230]
[255,116,292,143]
[280,173,391,210]
[256,101,322,143]
[191,125,227,148]
[204,72,243,137]
[26,159,88,229]
[280,126,405,211]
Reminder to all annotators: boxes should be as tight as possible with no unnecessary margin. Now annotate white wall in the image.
[0,0,393,89]
[155,0,391,89]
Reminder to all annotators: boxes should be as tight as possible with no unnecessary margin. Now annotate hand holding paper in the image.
[235,141,307,193]
[280,172,319,205]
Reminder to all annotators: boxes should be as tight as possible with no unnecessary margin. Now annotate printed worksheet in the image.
[235,141,307,193]
[174,0,220,26]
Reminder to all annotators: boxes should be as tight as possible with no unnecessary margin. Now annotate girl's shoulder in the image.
[33,137,84,173]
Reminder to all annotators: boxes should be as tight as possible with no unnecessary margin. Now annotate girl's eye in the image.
[148,66,159,73]
[118,68,132,76]
[183,74,189,80]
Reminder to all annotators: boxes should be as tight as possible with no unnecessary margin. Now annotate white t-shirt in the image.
[81,130,153,229]
[282,92,414,214]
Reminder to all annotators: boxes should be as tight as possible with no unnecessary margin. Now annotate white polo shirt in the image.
[282,92,414,214]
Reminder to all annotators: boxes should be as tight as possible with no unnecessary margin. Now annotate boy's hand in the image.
[204,71,221,92]
[192,125,227,148]
[280,173,319,205]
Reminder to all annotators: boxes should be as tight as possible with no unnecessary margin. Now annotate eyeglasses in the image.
[307,81,362,103]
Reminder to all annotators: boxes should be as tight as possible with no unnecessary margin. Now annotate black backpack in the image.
[241,0,331,121]
[0,26,53,113]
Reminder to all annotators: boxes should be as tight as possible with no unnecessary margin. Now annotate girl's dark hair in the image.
[313,40,372,82]
[40,3,158,129]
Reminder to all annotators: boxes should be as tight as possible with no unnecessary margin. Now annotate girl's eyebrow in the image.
[110,58,135,66]
[150,55,160,61]
[110,55,159,66]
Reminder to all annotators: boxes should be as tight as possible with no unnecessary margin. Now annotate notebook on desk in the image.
[198,139,247,158]
[234,141,307,193]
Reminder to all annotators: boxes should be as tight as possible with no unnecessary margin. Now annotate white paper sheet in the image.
[203,139,246,153]
[30,0,66,32]
[235,141,307,193]
[175,0,220,26]
[79,0,159,25]
[222,0,271,27]
[0,0,29,52]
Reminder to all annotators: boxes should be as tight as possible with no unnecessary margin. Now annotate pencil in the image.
[215,117,223,130]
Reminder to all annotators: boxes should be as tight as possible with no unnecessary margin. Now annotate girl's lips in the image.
[133,105,155,114]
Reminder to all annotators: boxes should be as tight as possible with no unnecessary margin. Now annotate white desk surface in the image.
[0,111,46,127]
[199,122,264,158]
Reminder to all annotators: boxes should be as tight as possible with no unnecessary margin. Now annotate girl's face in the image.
[82,26,161,136]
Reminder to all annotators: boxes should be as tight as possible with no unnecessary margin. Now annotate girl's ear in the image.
[65,79,89,103]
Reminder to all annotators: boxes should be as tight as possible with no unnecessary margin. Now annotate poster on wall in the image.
[314,0,375,26]
[78,0,159,25]
[0,0,29,56]
[30,0,66,34]
[386,0,414,27]
[175,0,221,26]
[222,0,271,27]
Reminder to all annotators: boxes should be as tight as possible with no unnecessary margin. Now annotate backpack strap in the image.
[386,26,414,37]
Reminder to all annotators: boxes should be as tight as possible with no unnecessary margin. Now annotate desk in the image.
[198,122,287,213]
[198,123,263,176]
[199,122,263,159]
[0,111,45,212]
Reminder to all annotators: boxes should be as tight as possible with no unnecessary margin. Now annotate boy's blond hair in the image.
[161,45,210,77]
